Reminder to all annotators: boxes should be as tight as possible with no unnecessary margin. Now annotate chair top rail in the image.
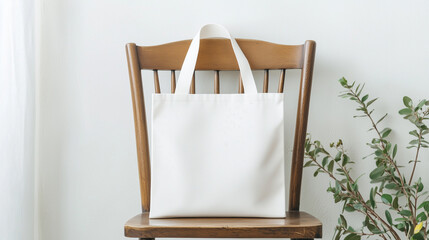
[136,39,304,70]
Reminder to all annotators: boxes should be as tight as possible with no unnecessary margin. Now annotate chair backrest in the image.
[126,38,316,213]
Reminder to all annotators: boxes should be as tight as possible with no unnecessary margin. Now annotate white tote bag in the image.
[150,24,285,218]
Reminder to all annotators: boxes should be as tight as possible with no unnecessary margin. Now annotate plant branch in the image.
[307,151,401,240]
[348,87,417,226]
[409,129,423,185]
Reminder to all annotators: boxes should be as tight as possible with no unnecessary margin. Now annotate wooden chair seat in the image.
[125,212,322,239]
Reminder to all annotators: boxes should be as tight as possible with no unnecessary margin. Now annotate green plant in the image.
[304,78,429,240]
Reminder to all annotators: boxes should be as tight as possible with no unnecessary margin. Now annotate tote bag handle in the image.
[175,24,258,94]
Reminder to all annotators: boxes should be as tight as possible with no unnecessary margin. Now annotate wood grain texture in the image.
[263,69,269,93]
[190,72,195,94]
[214,70,220,94]
[126,43,151,212]
[278,69,286,93]
[137,39,304,70]
[238,76,244,94]
[289,40,317,211]
[125,212,322,239]
[153,70,160,94]
[170,70,176,93]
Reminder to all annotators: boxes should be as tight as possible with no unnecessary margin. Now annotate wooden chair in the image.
[124,38,321,240]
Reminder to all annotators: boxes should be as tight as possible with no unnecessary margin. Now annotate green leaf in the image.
[313,169,319,177]
[305,141,311,152]
[353,203,364,211]
[403,96,413,108]
[369,188,376,208]
[418,182,424,192]
[381,194,392,204]
[344,233,361,240]
[344,205,355,212]
[363,216,369,227]
[375,149,383,156]
[376,113,388,125]
[339,214,347,228]
[393,144,398,159]
[342,154,350,166]
[424,203,429,213]
[399,209,412,217]
[352,182,359,192]
[334,195,341,203]
[367,223,382,234]
[386,142,392,152]
[416,99,426,109]
[381,128,392,138]
[370,166,385,180]
[322,156,329,167]
[395,217,407,222]
[417,201,429,210]
[385,183,397,189]
[408,115,418,122]
[357,83,365,97]
[413,231,425,240]
[395,222,405,231]
[399,108,412,115]
[410,130,419,137]
[417,212,427,222]
[335,180,341,192]
[385,210,393,225]
[303,161,313,167]
[328,160,334,173]
[393,197,399,209]
[334,152,342,162]
[362,94,369,102]
[366,98,378,107]
[346,182,352,192]
[339,77,348,87]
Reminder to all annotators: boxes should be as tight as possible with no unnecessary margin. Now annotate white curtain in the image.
[0,0,36,239]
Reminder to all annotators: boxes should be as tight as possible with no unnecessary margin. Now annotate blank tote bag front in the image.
[150,24,285,218]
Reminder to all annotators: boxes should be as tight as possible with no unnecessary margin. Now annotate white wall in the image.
[1,0,35,239]
[38,0,429,239]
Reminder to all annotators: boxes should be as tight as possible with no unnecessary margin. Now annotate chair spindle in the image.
[263,69,269,93]
[154,70,161,94]
[171,70,176,93]
[214,70,220,94]
[278,69,286,93]
[238,76,244,93]
[190,72,195,94]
